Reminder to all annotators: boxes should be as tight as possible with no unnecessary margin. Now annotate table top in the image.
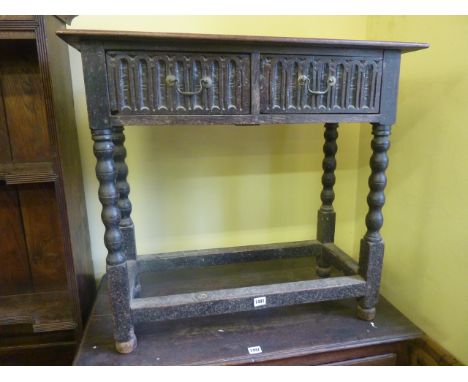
[74,273,422,365]
[57,29,429,53]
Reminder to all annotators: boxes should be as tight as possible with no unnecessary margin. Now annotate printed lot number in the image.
[254,296,266,307]
[248,346,262,354]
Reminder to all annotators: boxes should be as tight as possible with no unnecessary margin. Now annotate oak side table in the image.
[58,30,428,354]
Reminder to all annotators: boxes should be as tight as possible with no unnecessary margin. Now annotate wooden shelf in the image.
[73,271,423,365]
[0,290,76,334]
[0,162,57,185]
[0,31,36,40]
[129,241,364,324]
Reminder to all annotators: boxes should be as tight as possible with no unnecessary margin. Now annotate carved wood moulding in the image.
[106,52,251,115]
[260,55,382,113]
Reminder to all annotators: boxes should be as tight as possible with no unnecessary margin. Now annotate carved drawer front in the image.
[260,55,383,114]
[106,52,251,115]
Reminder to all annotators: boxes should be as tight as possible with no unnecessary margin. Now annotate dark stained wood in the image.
[0,342,75,366]
[357,124,391,320]
[0,83,11,162]
[63,29,428,353]
[74,275,422,365]
[258,343,405,365]
[138,251,344,298]
[250,52,260,115]
[0,290,75,332]
[0,162,56,184]
[326,352,397,366]
[130,242,367,326]
[260,55,382,114]
[0,16,95,365]
[81,43,112,130]
[57,29,429,53]
[323,243,359,276]
[131,248,366,323]
[112,126,136,261]
[80,35,135,353]
[92,128,136,352]
[0,31,36,40]
[18,183,67,292]
[0,40,52,162]
[0,184,32,296]
[0,327,74,347]
[131,276,366,324]
[0,16,35,22]
[110,112,381,126]
[409,336,463,366]
[40,14,96,328]
[378,50,401,125]
[107,51,251,115]
[137,240,321,273]
[316,123,338,277]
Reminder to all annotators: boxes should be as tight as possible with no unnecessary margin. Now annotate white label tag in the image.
[248,346,262,355]
[253,296,266,307]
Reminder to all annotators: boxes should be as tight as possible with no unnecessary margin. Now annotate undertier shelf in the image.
[129,240,364,324]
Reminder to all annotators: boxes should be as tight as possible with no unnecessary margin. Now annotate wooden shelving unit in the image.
[0,16,95,365]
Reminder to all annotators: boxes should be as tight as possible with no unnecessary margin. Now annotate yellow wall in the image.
[360,16,468,364]
[67,16,467,363]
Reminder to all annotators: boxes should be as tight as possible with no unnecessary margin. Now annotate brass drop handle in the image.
[165,74,213,96]
[298,74,336,95]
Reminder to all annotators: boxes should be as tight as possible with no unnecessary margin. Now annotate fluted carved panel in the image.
[106,52,251,115]
[260,55,383,113]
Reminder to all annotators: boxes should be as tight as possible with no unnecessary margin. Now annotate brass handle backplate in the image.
[298,75,336,95]
[166,75,213,96]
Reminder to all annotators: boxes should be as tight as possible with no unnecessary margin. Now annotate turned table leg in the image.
[316,122,339,277]
[357,123,391,321]
[112,126,141,296]
[93,129,137,353]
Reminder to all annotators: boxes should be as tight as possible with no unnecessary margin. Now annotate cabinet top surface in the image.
[57,29,429,53]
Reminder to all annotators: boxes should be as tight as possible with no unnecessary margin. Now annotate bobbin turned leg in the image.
[357,123,391,321]
[112,126,140,297]
[93,129,137,353]
[316,123,339,277]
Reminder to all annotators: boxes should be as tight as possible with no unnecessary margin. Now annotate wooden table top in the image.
[74,270,422,365]
[57,29,429,53]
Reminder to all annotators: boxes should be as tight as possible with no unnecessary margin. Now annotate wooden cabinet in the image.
[0,16,95,365]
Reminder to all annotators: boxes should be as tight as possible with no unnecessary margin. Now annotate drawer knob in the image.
[298,74,336,95]
[166,74,213,96]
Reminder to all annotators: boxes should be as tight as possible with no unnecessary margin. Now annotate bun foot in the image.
[316,265,332,278]
[115,334,137,354]
[357,305,376,321]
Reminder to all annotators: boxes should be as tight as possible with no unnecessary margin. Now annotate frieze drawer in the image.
[106,51,251,115]
[260,54,383,114]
